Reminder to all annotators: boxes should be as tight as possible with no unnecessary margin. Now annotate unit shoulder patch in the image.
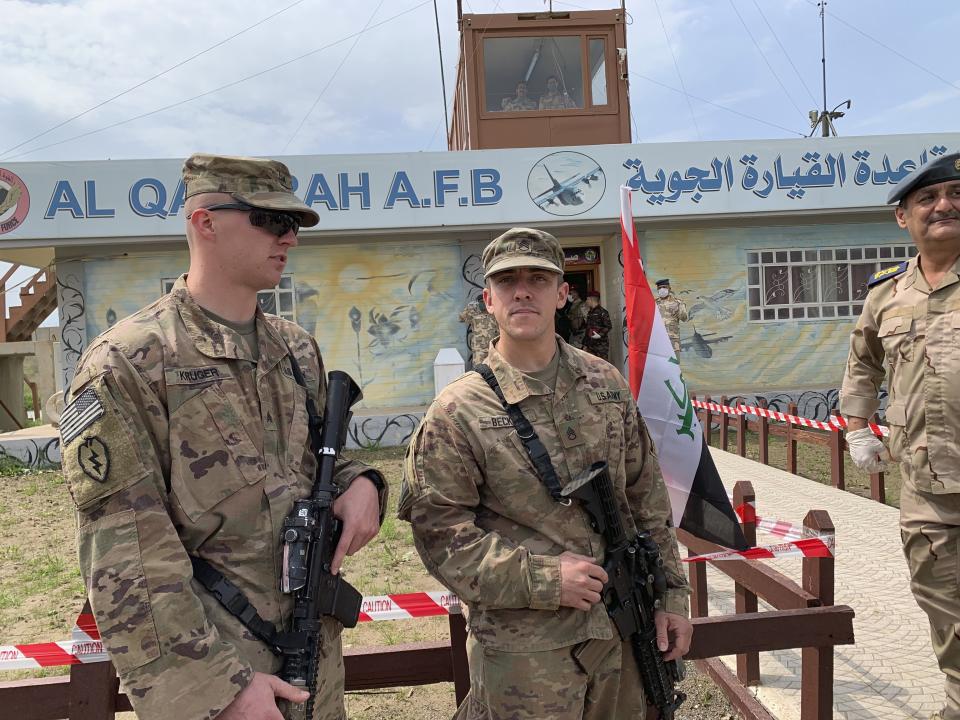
[867,261,909,287]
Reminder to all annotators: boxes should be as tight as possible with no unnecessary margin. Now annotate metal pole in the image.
[433,0,450,146]
[820,2,829,137]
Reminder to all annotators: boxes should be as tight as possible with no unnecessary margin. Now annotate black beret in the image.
[887,152,960,204]
[656,278,670,287]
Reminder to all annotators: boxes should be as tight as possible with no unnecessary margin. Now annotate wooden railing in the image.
[1,483,853,720]
[694,394,888,505]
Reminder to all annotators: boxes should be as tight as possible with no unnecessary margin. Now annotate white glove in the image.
[590,331,601,339]
[846,427,887,473]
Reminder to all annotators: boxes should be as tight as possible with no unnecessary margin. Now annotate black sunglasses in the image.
[188,202,301,237]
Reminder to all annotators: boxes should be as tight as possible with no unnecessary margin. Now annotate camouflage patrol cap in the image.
[887,151,960,205]
[182,153,319,227]
[482,227,564,278]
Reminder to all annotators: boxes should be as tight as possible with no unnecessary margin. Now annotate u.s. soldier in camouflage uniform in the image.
[655,279,688,356]
[459,293,500,365]
[840,153,960,720]
[59,154,387,720]
[583,290,612,361]
[399,227,691,720]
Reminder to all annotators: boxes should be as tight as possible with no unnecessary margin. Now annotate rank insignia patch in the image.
[78,437,110,483]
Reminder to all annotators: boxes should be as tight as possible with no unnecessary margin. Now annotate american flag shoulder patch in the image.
[60,387,105,446]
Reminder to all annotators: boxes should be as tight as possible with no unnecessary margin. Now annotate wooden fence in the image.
[0,479,853,720]
[694,394,888,504]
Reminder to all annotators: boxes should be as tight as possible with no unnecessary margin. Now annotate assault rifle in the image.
[562,461,686,720]
[279,370,364,718]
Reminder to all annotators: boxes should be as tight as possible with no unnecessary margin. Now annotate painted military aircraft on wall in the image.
[533,164,603,208]
[680,324,733,359]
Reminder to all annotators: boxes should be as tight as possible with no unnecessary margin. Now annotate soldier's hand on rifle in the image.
[331,475,381,575]
[654,611,693,662]
[558,551,608,611]
[218,671,309,720]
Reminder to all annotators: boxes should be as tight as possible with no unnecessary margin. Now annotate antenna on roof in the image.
[808,1,851,137]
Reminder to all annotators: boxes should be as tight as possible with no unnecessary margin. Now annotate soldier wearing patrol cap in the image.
[582,289,613,361]
[59,153,387,720]
[840,151,960,720]
[399,227,691,719]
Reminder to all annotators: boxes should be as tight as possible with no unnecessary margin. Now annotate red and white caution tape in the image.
[732,500,808,542]
[691,399,889,438]
[683,534,834,563]
[0,593,463,671]
[358,591,461,622]
[0,613,106,670]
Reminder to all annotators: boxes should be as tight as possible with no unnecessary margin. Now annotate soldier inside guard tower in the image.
[59,153,387,720]
[399,227,691,719]
[840,152,960,720]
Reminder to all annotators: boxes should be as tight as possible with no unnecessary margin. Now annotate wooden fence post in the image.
[704,395,713,447]
[68,601,118,719]
[719,395,729,452]
[869,412,886,504]
[736,404,747,457]
[758,399,770,466]
[801,510,835,720]
[448,613,470,705]
[829,410,846,491]
[687,548,709,619]
[786,402,799,475]
[733,481,759,686]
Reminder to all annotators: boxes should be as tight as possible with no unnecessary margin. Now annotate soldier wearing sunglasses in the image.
[60,154,387,720]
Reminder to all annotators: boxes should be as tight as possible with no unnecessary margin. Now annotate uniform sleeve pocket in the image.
[61,374,149,511]
[78,509,161,674]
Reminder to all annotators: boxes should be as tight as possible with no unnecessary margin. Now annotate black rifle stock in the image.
[279,370,364,718]
[562,461,686,720]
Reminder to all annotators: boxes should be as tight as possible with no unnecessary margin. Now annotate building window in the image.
[483,35,584,113]
[746,245,917,322]
[160,275,297,321]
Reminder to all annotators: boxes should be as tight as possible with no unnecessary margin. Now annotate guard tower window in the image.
[589,38,607,106]
[484,36,584,113]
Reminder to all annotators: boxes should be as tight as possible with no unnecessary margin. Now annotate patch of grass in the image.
[0,455,29,477]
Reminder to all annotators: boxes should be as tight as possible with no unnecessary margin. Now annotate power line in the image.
[6,1,432,161]
[726,0,803,117]
[651,0,702,140]
[804,0,960,97]
[631,71,806,137]
[281,0,386,153]
[751,0,818,106]
[0,0,311,160]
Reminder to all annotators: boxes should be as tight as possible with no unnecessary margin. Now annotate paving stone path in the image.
[686,449,943,719]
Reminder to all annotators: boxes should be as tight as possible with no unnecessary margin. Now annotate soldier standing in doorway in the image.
[583,290,612,361]
[460,293,500,365]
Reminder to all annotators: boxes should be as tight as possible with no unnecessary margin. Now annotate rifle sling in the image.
[473,363,566,503]
[188,346,316,656]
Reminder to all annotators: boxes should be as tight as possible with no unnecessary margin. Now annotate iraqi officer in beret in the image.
[840,152,960,720]
[60,154,387,720]
[654,279,689,356]
[399,227,691,720]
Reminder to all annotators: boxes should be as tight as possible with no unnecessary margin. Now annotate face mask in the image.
[657,288,669,298]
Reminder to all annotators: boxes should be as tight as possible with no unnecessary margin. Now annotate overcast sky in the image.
[1,0,958,164]
[2,0,958,326]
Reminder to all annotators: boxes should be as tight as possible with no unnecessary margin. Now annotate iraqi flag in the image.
[620,185,747,550]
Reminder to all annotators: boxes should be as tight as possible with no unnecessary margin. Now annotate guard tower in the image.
[449,4,630,150]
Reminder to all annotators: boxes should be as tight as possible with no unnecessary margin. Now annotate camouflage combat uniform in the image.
[502,96,537,111]
[841,255,960,719]
[583,304,612,361]
[568,298,587,348]
[538,90,577,110]
[459,299,500,365]
[656,293,689,356]
[60,276,384,720]
[398,339,689,719]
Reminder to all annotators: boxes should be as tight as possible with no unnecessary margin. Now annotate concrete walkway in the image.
[693,448,942,720]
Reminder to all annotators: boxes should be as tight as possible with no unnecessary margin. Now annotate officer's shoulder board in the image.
[867,261,909,287]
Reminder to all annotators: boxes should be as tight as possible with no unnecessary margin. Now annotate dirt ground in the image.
[0,448,740,718]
